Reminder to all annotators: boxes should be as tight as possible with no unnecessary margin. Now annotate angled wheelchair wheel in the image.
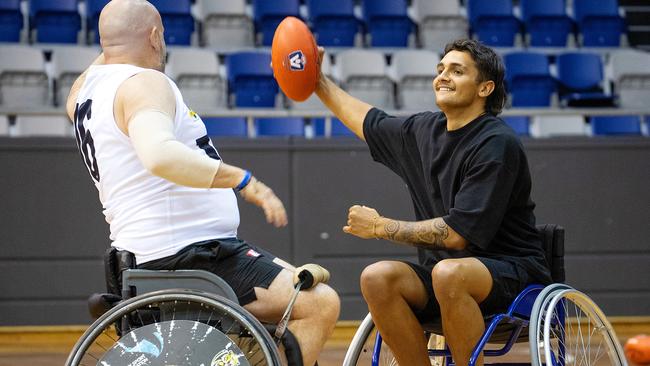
[342,313,398,366]
[529,288,627,366]
[65,289,282,366]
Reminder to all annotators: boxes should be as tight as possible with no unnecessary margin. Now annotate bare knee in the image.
[360,261,406,304]
[431,260,470,303]
[294,283,340,328]
[314,284,340,324]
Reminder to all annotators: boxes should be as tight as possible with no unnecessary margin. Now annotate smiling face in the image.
[433,50,488,113]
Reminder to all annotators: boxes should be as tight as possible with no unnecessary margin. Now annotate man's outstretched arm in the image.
[116,71,287,227]
[343,205,468,251]
[314,47,373,141]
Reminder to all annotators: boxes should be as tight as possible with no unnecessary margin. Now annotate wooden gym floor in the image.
[1,319,647,365]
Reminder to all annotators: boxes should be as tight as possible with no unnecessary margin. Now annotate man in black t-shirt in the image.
[314,39,552,366]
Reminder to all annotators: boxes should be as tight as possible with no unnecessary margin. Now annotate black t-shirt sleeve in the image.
[443,135,521,249]
[363,108,407,172]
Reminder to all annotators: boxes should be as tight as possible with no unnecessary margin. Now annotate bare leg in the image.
[360,261,431,366]
[245,267,340,366]
[432,258,493,366]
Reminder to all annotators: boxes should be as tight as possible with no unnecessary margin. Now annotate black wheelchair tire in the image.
[66,288,282,366]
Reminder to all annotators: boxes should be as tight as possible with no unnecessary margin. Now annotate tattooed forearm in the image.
[380,217,450,250]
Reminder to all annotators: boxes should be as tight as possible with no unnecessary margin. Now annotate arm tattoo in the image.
[382,217,450,250]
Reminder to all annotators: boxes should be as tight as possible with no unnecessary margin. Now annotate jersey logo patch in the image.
[246,249,261,258]
[288,50,305,71]
[188,109,200,120]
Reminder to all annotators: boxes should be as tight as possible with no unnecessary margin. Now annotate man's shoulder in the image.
[477,115,520,142]
[468,116,525,159]
[117,69,174,99]
[406,110,445,131]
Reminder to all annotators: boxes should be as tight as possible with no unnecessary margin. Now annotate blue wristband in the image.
[235,170,252,191]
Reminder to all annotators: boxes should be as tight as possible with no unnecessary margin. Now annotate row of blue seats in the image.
[504,115,648,136]
[2,43,643,111]
[205,117,353,137]
[506,52,612,108]
[0,0,629,48]
[3,114,646,138]
[224,51,620,109]
[204,115,649,137]
[468,0,626,47]
[0,49,630,111]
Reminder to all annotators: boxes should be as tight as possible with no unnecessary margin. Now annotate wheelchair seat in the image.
[80,247,305,366]
[88,248,238,319]
[122,269,238,303]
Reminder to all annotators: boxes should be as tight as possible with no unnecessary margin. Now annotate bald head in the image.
[99,0,166,71]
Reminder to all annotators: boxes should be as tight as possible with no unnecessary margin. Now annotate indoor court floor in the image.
[0,334,637,366]
[0,338,349,366]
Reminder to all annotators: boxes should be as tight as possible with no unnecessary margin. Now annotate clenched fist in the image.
[343,205,381,239]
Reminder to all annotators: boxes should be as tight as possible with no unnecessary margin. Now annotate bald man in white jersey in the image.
[65,1,339,365]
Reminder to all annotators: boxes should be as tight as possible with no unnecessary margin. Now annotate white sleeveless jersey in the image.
[74,64,239,264]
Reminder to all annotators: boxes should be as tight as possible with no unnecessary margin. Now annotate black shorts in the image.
[138,238,284,306]
[405,257,531,323]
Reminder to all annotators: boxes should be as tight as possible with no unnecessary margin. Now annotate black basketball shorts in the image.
[404,257,531,323]
[138,238,284,306]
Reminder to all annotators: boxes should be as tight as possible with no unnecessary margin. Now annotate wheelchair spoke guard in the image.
[99,319,251,366]
[66,289,281,366]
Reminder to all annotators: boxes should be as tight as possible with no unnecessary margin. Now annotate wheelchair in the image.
[342,224,628,366]
[65,249,304,366]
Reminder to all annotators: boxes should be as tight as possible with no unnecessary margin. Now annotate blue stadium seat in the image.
[226,52,278,108]
[362,0,413,47]
[87,0,110,44]
[252,0,300,46]
[573,0,624,46]
[313,118,355,137]
[520,0,573,47]
[308,0,359,47]
[556,53,614,107]
[149,0,195,45]
[590,115,641,135]
[0,0,23,42]
[203,117,248,137]
[256,117,305,136]
[503,116,530,136]
[504,52,556,107]
[29,0,81,43]
[466,0,520,46]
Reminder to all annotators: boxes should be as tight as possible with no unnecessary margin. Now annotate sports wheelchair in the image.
[66,249,304,366]
[343,224,628,366]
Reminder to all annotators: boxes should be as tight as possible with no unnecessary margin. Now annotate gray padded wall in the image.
[0,136,648,325]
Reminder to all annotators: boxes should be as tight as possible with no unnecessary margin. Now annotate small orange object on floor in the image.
[626,334,650,365]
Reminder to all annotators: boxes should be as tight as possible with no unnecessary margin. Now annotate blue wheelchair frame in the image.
[371,284,567,366]
[368,224,567,366]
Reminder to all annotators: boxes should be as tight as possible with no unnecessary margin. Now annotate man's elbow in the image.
[141,152,174,178]
[146,160,166,178]
[446,234,469,251]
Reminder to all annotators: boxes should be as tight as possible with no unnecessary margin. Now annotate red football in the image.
[271,16,320,102]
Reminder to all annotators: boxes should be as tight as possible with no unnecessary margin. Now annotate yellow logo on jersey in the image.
[188,109,200,120]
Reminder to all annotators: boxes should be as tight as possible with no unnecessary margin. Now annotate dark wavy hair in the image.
[443,39,506,116]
